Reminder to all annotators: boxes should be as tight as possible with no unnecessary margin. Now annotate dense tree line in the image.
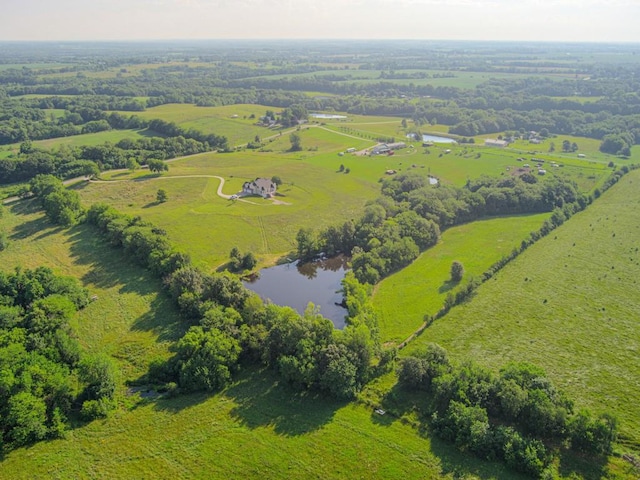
[0,133,216,184]
[85,203,380,400]
[0,266,120,451]
[297,172,581,284]
[397,344,618,477]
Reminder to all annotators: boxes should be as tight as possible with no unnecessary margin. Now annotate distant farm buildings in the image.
[370,142,406,155]
[242,178,277,198]
[484,139,508,148]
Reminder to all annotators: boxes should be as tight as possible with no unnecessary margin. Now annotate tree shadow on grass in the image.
[7,200,66,241]
[129,294,188,344]
[65,224,186,343]
[438,279,457,294]
[557,449,610,480]
[225,367,344,437]
[427,433,529,480]
[371,382,423,428]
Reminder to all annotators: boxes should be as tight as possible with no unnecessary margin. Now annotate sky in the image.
[2,0,640,43]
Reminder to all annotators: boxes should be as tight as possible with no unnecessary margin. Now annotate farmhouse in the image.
[484,139,508,148]
[242,178,277,198]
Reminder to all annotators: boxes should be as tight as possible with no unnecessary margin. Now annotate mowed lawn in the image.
[406,169,640,447]
[374,213,549,345]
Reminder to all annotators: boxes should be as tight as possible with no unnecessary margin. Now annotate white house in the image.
[242,178,277,198]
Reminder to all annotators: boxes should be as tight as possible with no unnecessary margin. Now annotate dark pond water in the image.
[243,256,349,328]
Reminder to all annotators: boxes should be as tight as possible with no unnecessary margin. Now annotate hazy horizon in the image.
[2,0,640,43]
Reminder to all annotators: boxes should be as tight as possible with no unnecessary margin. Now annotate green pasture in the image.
[71,124,618,271]
[0,366,531,480]
[373,213,549,345]
[75,145,381,269]
[0,128,162,156]
[122,103,279,146]
[0,198,521,480]
[406,169,640,448]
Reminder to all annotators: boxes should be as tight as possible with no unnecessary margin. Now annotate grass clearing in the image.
[0,128,163,156]
[121,103,279,146]
[374,213,549,345]
[406,169,640,448]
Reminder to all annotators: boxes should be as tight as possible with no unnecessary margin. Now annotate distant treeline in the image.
[0,116,229,185]
[2,59,640,147]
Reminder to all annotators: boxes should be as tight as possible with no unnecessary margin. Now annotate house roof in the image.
[248,177,275,191]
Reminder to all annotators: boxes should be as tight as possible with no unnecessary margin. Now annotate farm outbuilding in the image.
[484,139,508,147]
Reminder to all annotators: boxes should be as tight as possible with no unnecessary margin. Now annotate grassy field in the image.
[373,213,550,345]
[0,128,162,157]
[0,365,533,480]
[0,199,183,380]
[121,103,281,146]
[405,168,640,449]
[68,123,623,271]
[0,201,528,480]
[75,143,381,269]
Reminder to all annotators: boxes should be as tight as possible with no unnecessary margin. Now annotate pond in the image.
[243,256,349,328]
[422,134,458,144]
[310,113,347,119]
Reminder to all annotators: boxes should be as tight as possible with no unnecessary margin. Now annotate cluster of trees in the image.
[228,247,257,272]
[30,175,84,226]
[85,203,380,400]
[398,345,618,477]
[0,266,117,450]
[298,172,581,285]
[599,132,635,156]
[0,98,146,145]
[383,171,582,226]
[297,204,440,284]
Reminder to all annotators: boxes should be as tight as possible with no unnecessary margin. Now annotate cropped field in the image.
[374,213,550,345]
[406,168,640,448]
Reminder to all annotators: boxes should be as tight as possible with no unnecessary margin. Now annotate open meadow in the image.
[373,213,550,345]
[405,168,640,449]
